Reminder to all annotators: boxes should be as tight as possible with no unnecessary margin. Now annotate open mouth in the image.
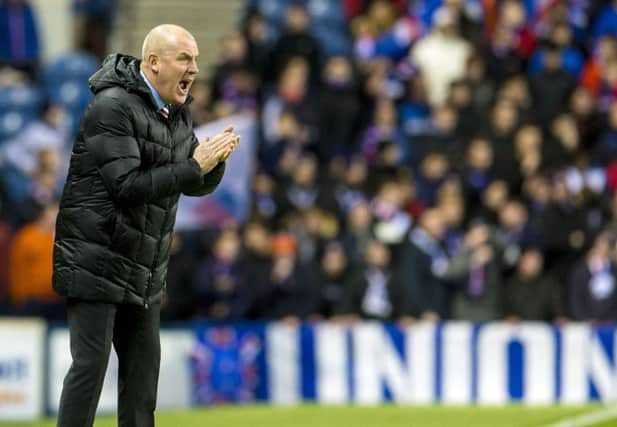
[178,79,192,95]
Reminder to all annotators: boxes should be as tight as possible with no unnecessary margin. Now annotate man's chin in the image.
[172,94,188,105]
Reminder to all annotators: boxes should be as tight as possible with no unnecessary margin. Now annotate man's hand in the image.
[192,125,240,174]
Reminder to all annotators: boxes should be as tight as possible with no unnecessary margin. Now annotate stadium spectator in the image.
[581,35,617,98]
[541,174,589,278]
[0,0,40,76]
[592,101,617,166]
[341,199,374,265]
[395,208,451,321]
[242,10,272,79]
[210,32,258,114]
[161,232,197,322]
[569,86,603,152]
[72,0,117,60]
[0,184,10,313]
[193,229,254,321]
[449,221,502,322]
[411,6,471,106]
[240,220,273,319]
[530,45,577,124]
[188,78,215,126]
[335,239,404,321]
[318,56,360,161]
[1,103,68,208]
[266,3,323,84]
[569,232,617,322]
[10,0,617,327]
[486,0,535,83]
[370,179,412,245]
[9,202,62,319]
[259,232,319,321]
[316,240,352,318]
[592,0,617,42]
[501,247,565,321]
[274,153,339,222]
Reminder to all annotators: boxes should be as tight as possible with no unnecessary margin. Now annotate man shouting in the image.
[53,24,240,427]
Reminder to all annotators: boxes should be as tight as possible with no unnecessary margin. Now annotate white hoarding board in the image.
[0,318,45,420]
[48,328,194,414]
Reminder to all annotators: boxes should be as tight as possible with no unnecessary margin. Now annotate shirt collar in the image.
[140,69,166,111]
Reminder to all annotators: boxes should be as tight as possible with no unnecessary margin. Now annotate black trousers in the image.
[57,298,161,427]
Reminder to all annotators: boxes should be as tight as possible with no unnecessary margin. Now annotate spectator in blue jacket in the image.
[0,0,40,76]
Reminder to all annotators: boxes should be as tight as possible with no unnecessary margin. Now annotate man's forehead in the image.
[162,32,198,54]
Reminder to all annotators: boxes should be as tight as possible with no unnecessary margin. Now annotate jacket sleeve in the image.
[84,96,206,206]
[182,135,226,197]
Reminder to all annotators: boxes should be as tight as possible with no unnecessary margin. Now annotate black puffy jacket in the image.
[53,54,225,307]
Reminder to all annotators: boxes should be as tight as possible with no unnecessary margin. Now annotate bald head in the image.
[140,24,199,105]
[141,24,195,63]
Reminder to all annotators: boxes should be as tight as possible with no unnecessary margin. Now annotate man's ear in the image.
[149,54,159,74]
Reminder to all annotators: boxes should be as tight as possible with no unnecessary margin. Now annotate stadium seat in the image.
[313,27,351,57]
[48,80,93,112]
[0,85,45,116]
[252,0,289,27]
[308,0,346,26]
[42,51,99,85]
[0,111,30,143]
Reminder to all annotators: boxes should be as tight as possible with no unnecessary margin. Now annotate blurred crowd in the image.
[5,0,617,325]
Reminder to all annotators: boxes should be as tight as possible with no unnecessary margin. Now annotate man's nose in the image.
[188,59,199,75]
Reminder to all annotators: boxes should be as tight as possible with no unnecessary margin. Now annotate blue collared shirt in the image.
[140,69,166,111]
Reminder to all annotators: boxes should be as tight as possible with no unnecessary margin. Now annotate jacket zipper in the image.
[145,113,176,308]
[145,271,152,309]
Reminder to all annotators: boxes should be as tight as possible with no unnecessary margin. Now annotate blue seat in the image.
[313,26,351,57]
[0,110,32,143]
[0,85,44,116]
[43,51,99,85]
[255,0,290,23]
[308,0,346,26]
[48,80,92,112]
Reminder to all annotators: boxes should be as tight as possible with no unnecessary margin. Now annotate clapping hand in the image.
[192,125,241,174]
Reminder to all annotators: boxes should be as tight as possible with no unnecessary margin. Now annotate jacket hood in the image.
[88,53,192,110]
[89,54,146,93]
